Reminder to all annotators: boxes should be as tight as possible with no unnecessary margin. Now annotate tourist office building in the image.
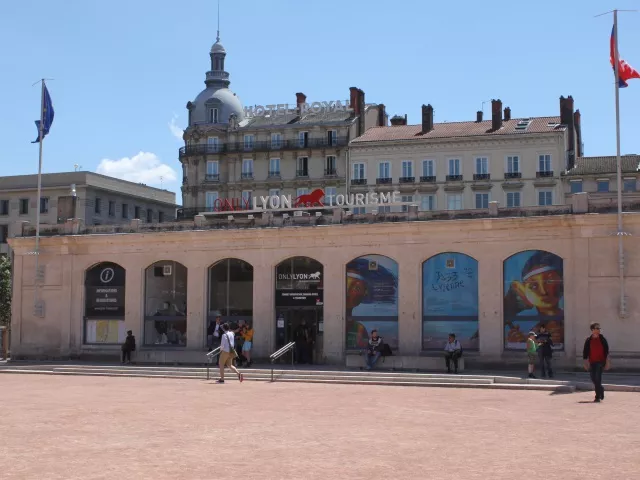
[9,193,640,369]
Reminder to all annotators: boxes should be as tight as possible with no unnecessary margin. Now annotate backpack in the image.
[381,343,393,357]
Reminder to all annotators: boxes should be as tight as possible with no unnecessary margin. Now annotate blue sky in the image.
[2,0,640,205]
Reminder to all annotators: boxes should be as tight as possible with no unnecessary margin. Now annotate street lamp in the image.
[70,183,77,220]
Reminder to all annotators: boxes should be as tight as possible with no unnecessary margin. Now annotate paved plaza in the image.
[0,375,638,479]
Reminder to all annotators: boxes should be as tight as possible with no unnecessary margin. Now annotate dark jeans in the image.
[590,361,605,399]
[121,349,132,363]
[296,341,311,364]
[444,351,461,371]
[538,351,553,376]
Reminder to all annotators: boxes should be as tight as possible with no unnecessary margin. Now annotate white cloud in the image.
[96,152,177,185]
[169,114,184,141]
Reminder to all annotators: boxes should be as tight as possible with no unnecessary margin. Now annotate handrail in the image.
[206,346,222,380]
[269,341,296,382]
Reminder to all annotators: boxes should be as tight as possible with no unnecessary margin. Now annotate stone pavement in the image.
[0,374,638,480]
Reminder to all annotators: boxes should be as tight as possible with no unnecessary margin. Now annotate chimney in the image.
[421,104,434,134]
[349,87,359,115]
[491,99,502,131]
[560,95,576,169]
[503,107,511,121]
[357,89,366,136]
[296,92,306,112]
[574,109,583,158]
[476,111,483,122]
[390,115,407,126]
[377,104,386,126]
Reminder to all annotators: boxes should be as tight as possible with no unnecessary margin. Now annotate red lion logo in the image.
[294,188,325,208]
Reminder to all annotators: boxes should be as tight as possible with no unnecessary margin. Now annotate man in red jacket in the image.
[582,323,610,402]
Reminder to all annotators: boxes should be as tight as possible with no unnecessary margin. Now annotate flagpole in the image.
[34,79,45,313]
[612,10,627,317]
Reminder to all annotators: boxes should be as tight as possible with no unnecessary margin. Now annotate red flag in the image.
[610,26,640,88]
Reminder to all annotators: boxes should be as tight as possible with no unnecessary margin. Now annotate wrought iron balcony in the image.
[241,172,254,180]
[505,172,522,179]
[296,170,309,178]
[179,137,348,158]
[446,175,463,181]
[473,173,491,181]
[268,171,281,178]
[399,176,415,183]
[351,179,367,186]
[536,170,554,178]
[376,177,392,185]
[324,168,338,177]
[205,174,220,182]
[420,176,436,183]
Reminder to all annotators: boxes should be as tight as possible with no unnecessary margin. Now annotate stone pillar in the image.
[10,254,23,356]
[124,262,143,346]
[186,264,206,350]
[478,250,503,359]
[322,259,344,364]
[398,259,421,354]
[251,259,273,359]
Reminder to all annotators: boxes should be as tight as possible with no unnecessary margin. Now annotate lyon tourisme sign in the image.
[205,189,404,215]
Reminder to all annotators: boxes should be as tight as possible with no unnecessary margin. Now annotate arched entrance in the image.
[84,262,126,344]
[275,256,324,364]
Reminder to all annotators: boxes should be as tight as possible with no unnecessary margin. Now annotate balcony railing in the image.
[376,177,392,185]
[420,176,436,183]
[351,179,367,186]
[505,172,522,179]
[399,176,415,183]
[179,137,348,157]
[536,170,554,178]
[205,174,220,182]
[324,168,338,177]
[268,171,281,177]
[446,175,463,181]
[473,173,491,181]
[296,170,309,178]
[241,172,254,180]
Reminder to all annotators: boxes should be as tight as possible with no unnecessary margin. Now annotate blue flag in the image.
[32,84,54,143]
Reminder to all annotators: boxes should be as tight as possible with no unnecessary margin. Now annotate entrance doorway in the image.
[274,256,324,364]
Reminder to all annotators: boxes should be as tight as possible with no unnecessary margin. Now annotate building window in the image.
[109,201,115,217]
[206,160,219,180]
[353,207,366,214]
[242,159,254,178]
[378,205,391,213]
[422,160,435,177]
[243,135,255,151]
[296,188,309,198]
[325,156,337,175]
[208,108,219,124]
[0,225,7,244]
[328,130,337,146]
[208,259,254,331]
[325,187,337,204]
[538,190,553,206]
[269,189,280,198]
[538,154,552,173]
[206,192,219,211]
[19,199,29,215]
[506,192,521,207]
[297,157,308,177]
[269,158,280,176]
[242,190,253,209]
[447,194,462,210]
[298,131,308,148]
[146,209,153,223]
[39,197,49,214]
[353,163,365,180]
[506,155,520,173]
[475,193,489,209]
[94,198,101,215]
[134,206,141,219]
[448,159,461,176]
[475,157,489,174]
[597,179,610,193]
[570,180,583,194]
[624,178,637,192]
[122,204,129,219]
[207,136,219,153]
[402,161,413,178]
[378,162,390,179]
[420,195,435,211]
[271,133,282,148]
[0,200,9,216]
[401,195,413,212]
[158,211,165,223]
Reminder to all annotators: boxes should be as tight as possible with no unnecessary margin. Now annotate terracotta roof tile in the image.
[350,116,565,143]
[564,155,640,176]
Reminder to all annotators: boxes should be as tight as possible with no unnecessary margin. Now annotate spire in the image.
[206,0,229,88]
[216,0,220,43]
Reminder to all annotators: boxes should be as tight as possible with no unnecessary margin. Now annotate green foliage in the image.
[0,255,11,327]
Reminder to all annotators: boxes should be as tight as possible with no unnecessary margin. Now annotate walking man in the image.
[583,322,610,402]
[217,323,244,384]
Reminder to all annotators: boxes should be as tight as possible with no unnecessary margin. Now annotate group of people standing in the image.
[208,315,254,372]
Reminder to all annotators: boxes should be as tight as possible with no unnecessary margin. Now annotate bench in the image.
[346,353,465,372]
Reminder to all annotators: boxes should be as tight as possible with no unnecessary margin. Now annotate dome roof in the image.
[191,87,244,125]
[211,41,226,54]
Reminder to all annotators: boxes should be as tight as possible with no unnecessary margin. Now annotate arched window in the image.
[345,255,398,350]
[207,259,253,341]
[144,261,188,346]
[84,262,126,344]
[422,253,479,350]
[503,250,564,350]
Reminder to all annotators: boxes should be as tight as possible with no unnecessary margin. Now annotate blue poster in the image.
[503,250,564,350]
[422,253,479,350]
[345,255,399,350]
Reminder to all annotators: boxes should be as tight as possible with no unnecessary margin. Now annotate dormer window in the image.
[208,108,219,124]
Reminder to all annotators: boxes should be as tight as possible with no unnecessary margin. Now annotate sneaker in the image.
[239,373,244,383]
[594,397,600,403]
[216,379,225,384]
[528,373,536,379]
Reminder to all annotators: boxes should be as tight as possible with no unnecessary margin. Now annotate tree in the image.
[0,255,11,327]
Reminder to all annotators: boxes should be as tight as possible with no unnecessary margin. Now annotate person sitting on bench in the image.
[444,333,462,373]
[365,330,384,370]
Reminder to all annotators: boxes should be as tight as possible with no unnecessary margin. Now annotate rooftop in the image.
[564,155,640,176]
[350,116,565,144]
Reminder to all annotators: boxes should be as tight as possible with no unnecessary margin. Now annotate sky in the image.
[2,0,640,205]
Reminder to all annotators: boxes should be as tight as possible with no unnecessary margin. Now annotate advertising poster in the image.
[85,262,126,318]
[85,319,126,344]
[422,253,479,350]
[345,255,399,349]
[503,250,564,350]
